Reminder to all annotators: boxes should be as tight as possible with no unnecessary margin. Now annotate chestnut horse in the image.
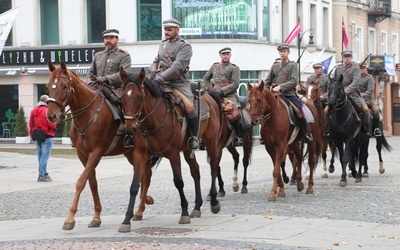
[46,61,152,231]
[247,81,321,201]
[119,68,226,232]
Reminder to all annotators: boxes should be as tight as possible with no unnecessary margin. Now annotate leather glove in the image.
[90,75,97,82]
[96,76,108,84]
[155,75,165,85]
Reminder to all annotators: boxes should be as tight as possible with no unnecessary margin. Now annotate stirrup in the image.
[304,134,313,144]
[188,136,200,149]
[124,135,134,148]
[234,137,243,147]
[373,128,382,137]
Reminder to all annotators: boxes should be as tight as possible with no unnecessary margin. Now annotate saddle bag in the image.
[222,99,241,122]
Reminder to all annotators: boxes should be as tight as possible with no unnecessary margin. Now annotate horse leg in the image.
[227,144,240,193]
[269,150,286,201]
[376,137,385,174]
[356,138,369,183]
[321,140,329,178]
[87,170,102,228]
[328,141,336,173]
[133,157,153,221]
[119,151,144,232]
[63,154,100,230]
[336,142,348,187]
[306,143,317,194]
[240,127,253,193]
[207,148,222,214]
[169,155,191,224]
[291,145,304,192]
[183,150,203,218]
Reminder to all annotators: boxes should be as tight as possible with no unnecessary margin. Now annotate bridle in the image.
[47,73,74,109]
[249,90,279,124]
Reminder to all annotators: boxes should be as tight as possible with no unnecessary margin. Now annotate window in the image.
[40,0,59,45]
[381,32,387,54]
[262,0,269,41]
[392,34,398,57]
[0,0,13,46]
[137,0,162,41]
[368,29,376,54]
[355,27,363,63]
[87,0,106,43]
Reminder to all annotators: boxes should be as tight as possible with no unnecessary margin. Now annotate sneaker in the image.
[45,175,53,182]
[373,128,382,137]
[234,137,243,147]
[38,176,50,182]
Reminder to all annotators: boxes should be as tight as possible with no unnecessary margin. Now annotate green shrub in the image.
[14,106,28,137]
[63,114,72,137]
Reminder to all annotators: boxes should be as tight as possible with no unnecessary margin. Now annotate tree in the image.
[14,106,29,137]
[63,114,72,137]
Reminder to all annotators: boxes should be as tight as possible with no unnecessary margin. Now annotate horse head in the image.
[327,74,345,109]
[120,68,147,134]
[247,80,271,125]
[47,61,75,122]
[305,83,320,102]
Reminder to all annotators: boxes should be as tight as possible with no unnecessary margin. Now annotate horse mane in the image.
[125,73,162,97]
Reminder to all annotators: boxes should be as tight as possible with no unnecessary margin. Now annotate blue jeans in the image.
[36,137,53,177]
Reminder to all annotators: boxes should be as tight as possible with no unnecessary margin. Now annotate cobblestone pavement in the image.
[0,136,400,249]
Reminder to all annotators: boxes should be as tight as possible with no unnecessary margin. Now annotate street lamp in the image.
[297,29,317,84]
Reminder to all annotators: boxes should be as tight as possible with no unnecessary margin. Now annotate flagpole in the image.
[297,17,301,84]
[341,17,344,64]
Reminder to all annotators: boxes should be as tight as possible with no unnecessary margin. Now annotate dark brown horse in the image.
[46,61,152,231]
[119,68,226,232]
[247,81,321,201]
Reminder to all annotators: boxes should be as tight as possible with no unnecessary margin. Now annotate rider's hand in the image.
[150,71,156,80]
[155,75,165,85]
[96,76,108,84]
[90,75,97,82]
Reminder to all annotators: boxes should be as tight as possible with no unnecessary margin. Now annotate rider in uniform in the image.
[323,50,372,139]
[359,63,381,137]
[149,18,199,149]
[86,28,133,147]
[265,43,313,143]
[307,62,330,96]
[203,47,243,146]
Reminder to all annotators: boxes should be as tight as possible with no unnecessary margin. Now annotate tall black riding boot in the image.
[187,116,200,149]
[299,118,312,143]
[372,117,382,137]
[233,121,243,147]
[362,114,372,139]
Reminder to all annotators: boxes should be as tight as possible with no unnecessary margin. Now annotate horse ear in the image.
[139,68,146,80]
[119,67,127,82]
[247,81,252,91]
[258,80,265,90]
[48,60,55,72]
[60,61,67,71]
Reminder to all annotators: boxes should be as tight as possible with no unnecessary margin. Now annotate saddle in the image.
[280,97,315,125]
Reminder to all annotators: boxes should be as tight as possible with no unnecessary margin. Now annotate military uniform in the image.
[87,46,131,87]
[359,68,381,136]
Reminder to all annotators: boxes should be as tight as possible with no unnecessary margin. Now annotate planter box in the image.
[62,137,72,145]
[15,136,31,144]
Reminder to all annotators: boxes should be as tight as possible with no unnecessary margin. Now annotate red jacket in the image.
[29,105,57,137]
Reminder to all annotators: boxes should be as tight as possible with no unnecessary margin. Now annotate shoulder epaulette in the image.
[213,62,220,65]
[118,48,129,54]
[231,63,237,67]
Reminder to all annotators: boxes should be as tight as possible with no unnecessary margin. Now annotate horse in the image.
[325,76,369,186]
[246,80,321,201]
[300,83,337,178]
[119,68,226,232]
[46,61,153,231]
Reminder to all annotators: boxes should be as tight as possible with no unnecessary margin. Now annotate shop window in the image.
[40,0,59,45]
[0,0,13,46]
[137,0,162,41]
[0,85,18,138]
[87,0,106,43]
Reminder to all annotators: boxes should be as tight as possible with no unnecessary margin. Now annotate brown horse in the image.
[46,61,151,231]
[119,68,226,232]
[247,81,321,201]
[301,84,337,178]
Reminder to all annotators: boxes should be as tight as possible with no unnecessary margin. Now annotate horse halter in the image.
[123,80,145,125]
[329,82,347,110]
[48,73,74,109]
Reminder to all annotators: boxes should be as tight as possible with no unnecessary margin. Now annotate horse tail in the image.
[380,134,393,152]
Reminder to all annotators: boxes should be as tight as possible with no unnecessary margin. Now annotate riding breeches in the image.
[366,100,380,119]
[350,94,369,114]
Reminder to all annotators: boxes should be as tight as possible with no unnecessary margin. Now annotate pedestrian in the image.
[323,50,372,139]
[86,28,133,146]
[29,95,57,182]
[149,18,199,149]
[359,63,381,137]
[264,43,312,143]
[203,47,243,146]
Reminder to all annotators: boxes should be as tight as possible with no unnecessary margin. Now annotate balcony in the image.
[368,0,391,23]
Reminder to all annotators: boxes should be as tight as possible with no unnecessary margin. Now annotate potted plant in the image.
[61,113,72,145]
[14,106,30,144]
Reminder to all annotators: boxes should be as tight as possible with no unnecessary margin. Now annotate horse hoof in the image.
[232,183,239,192]
[362,172,369,178]
[190,209,201,218]
[132,214,143,221]
[118,224,131,233]
[277,191,286,197]
[297,184,304,192]
[339,181,347,187]
[355,178,362,183]
[289,179,296,185]
[241,187,248,194]
[211,202,221,214]
[321,173,329,178]
[328,166,335,173]
[268,196,276,202]
[179,216,191,224]
[218,191,226,197]
[306,188,313,194]
[283,176,290,184]
[88,219,101,228]
[379,167,385,174]
[62,221,75,230]
[146,196,154,205]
